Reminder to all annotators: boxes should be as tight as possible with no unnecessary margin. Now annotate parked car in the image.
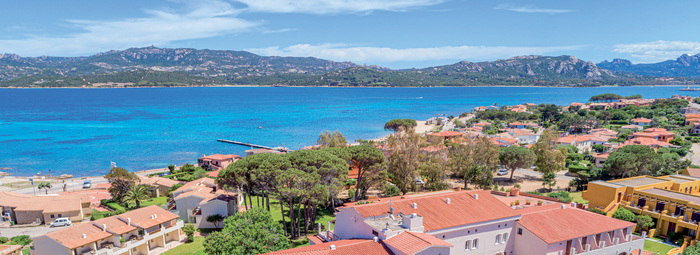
[497,169,509,176]
[49,218,72,227]
[82,180,91,189]
[415,177,425,185]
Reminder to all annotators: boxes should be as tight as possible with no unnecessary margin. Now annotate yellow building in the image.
[583,175,700,239]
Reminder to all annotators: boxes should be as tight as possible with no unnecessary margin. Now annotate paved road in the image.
[516,168,575,181]
[9,176,110,195]
[0,225,60,238]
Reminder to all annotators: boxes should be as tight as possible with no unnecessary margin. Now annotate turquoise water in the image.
[0,86,694,176]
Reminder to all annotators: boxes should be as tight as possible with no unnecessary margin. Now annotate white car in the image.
[49,218,72,227]
[497,169,509,176]
[82,180,92,189]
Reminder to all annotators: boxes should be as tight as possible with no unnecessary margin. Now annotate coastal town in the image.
[2,93,700,254]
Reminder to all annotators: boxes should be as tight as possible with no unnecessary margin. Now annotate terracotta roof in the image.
[92,216,136,235]
[206,170,220,178]
[383,231,453,254]
[0,245,22,254]
[264,239,394,255]
[138,176,180,188]
[0,191,83,213]
[592,153,610,159]
[117,205,179,229]
[174,177,217,193]
[472,122,491,127]
[307,235,326,245]
[518,206,635,244]
[490,137,518,146]
[44,221,113,249]
[631,118,652,123]
[686,168,700,177]
[351,190,519,231]
[571,102,584,106]
[199,154,242,161]
[427,131,462,137]
[622,137,673,147]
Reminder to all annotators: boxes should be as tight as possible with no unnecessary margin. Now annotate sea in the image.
[0,86,695,176]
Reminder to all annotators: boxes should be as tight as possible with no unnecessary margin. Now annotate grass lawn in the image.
[249,196,335,247]
[162,236,206,255]
[644,240,675,254]
[140,196,169,207]
[568,192,588,204]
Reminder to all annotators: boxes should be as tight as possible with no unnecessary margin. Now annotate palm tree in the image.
[38,182,52,195]
[123,185,150,208]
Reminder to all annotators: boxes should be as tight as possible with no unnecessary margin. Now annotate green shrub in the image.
[568,165,590,173]
[587,207,606,215]
[526,191,544,196]
[0,237,8,244]
[345,179,357,186]
[547,191,573,203]
[612,208,635,222]
[9,235,31,246]
[383,184,400,197]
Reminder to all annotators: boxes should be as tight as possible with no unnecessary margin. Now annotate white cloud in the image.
[495,4,572,14]
[247,43,584,64]
[0,0,259,56]
[613,40,700,62]
[234,0,445,14]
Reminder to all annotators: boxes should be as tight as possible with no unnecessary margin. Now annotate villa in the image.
[583,175,700,239]
[197,154,242,171]
[31,206,183,255]
[137,176,181,197]
[630,118,652,126]
[170,178,242,228]
[0,191,90,225]
[495,128,540,144]
[628,128,675,143]
[285,190,643,255]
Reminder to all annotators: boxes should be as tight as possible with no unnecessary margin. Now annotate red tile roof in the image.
[383,231,453,254]
[490,137,518,146]
[206,170,220,178]
[117,205,179,229]
[427,131,462,137]
[518,206,635,244]
[351,190,519,231]
[686,168,700,177]
[264,239,394,255]
[45,221,114,249]
[92,216,136,235]
[199,154,242,161]
[631,118,652,123]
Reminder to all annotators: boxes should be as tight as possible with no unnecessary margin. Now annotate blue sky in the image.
[1,0,699,69]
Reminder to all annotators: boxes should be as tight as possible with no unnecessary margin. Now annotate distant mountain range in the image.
[598,54,700,78]
[0,47,695,87]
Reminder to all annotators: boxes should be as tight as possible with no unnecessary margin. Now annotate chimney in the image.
[82,234,87,239]
[456,187,462,191]
[127,218,131,225]
[445,198,451,204]
[473,194,479,200]
[561,204,566,209]
[330,245,336,250]
[373,236,379,242]
[412,203,418,209]
[213,186,217,192]
[102,224,107,232]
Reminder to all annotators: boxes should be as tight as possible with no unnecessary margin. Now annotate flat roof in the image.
[661,176,695,184]
[640,188,700,204]
[590,181,624,188]
[611,177,668,187]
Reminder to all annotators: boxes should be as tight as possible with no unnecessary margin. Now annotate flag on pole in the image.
[110,161,117,168]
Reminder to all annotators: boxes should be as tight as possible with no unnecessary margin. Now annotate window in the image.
[465,240,472,251]
[58,214,62,217]
[502,233,508,243]
[517,228,523,235]
[496,234,501,244]
[473,239,479,249]
[50,214,54,218]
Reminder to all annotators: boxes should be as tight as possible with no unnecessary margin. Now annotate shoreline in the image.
[0,84,693,89]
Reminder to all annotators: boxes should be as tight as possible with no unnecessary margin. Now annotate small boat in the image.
[258,126,263,129]
[680,85,700,91]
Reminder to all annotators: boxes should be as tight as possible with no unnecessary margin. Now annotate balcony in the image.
[571,234,645,254]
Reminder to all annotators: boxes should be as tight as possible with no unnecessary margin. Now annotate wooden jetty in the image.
[217,139,290,152]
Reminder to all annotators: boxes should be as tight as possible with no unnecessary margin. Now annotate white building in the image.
[171,177,241,228]
[31,206,183,255]
[272,190,644,255]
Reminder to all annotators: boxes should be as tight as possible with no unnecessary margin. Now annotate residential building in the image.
[0,245,23,255]
[290,190,643,255]
[628,128,675,143]
[427,131,463,142]
[630,118,652,126]
[583,175,700,238]
[496,129,540,144]
[592,153,609,168]
[681,107,699,115]
[490,136,519,147]
[0,191,90,225]
[197,154,242,171]
[31,205,183,255]
[620,125,643,131]
[508,122,537,129]
[170,178,242,228]
[137,176,181,197]
[620,137,675,149]
[673,95,694,103]
[555,135,607,152]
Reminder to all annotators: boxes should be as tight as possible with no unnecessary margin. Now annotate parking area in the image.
[0,224,62,238]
